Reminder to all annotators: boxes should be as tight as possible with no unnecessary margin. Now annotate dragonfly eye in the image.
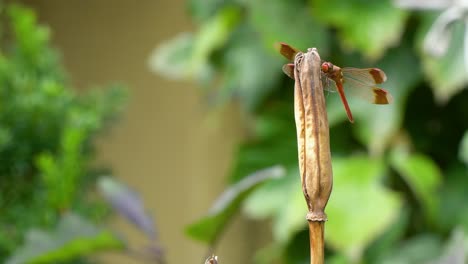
[321,62,331,73]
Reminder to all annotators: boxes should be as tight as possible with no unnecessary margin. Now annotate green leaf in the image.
[242,173,294,219]
[186,165,286,243]
[326,156,402,261]
[220,31,284,111]
[459,130,468,165]
[311,0,407,59]
[438,165,468,232]
[149,6,241,82]
[271,179,306,242]
[390,149,442,224]
[364,208,410,263]
[253,242,284,264]
[378,234,442,264]
[192,6,241,70]
[5,213,123,264]
[326,254,349,264]
[247,0,329,54]
[8,4,51,63]
[188,0,236,23]
[243,167,307,242]
[36,127,86,211]
[148,32,199,80]
[418,14,468,103]
[229,100,297,182]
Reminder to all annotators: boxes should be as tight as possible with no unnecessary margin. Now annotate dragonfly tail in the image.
[336,83,354,123]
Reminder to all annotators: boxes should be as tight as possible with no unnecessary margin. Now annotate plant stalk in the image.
[309,221,325,264]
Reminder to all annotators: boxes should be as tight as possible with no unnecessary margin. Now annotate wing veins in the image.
[342,68,386,85]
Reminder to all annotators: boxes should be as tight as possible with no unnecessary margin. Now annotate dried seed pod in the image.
[293,48,333,222]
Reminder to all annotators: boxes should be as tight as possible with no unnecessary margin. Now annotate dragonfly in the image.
[276,42,393,123]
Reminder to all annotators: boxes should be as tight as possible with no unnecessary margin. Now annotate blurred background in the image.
[1,0,467,264]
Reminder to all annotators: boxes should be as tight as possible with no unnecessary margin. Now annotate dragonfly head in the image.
[321,62,334,73]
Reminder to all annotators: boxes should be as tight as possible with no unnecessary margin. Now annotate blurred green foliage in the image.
[151,0,468,263]
[0,4,126,263]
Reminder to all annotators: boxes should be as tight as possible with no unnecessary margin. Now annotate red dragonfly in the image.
[277,42,393,123]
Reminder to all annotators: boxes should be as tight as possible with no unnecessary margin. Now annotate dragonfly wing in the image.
[343,77,393,104]
[282,63,295,79]
[322,76,338,93]
[342,67,387,85]
[276,42,301,61]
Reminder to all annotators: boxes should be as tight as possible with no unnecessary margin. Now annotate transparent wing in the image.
[282,63,295,79]
[321,76,338,93]
[342,76,393,104]
[342,67,387,85]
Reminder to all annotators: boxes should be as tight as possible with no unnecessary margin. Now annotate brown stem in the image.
[308,221,325,264]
